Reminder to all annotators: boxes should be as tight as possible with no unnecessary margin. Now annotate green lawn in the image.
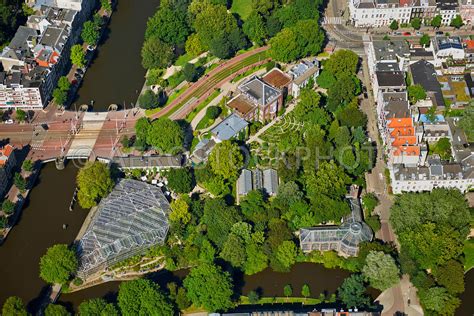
[231,0,253,20]
[175,53,194,67]
[163,49,268,118]
[187,89,221,124]
[464,238,474,272]
[239,296,323,305]
[145,86,187,116]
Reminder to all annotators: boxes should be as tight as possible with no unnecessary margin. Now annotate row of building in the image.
[349,0,474,27]
[366,37,474,193]
[0,0,95,110]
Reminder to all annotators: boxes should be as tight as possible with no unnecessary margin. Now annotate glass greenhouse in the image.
[299,197,373,257]
[77,179,170,277]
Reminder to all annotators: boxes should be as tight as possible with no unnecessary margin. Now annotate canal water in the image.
[458,270,474,315]
[58,263,351,312]
[0,162,87,311]
[72,0,160,111]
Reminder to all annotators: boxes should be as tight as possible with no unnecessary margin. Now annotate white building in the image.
[349,0,414,27]
[432,36,465,62]
[436,0,459,25]
[391,161,474,194]
[288,59,319,98]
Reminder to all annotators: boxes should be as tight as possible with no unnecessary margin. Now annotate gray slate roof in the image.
[409,60,445,107]
[239,76,280,106]
[211,113,248,141]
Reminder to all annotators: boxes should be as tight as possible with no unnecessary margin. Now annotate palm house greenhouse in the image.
[77,179,170,278]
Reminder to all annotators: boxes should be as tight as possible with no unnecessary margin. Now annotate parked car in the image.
[76,68,84,74]
[87,45,95,51]
[393,31,402,36]
[416,31,423,36]
[435,31,444,35]
[403,32,411,36]
[4,119,14,124]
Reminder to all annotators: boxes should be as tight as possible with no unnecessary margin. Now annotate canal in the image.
[72,0,160,111]
[0,162,86,311]
[58,263,352,311]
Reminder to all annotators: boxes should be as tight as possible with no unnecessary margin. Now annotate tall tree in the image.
[411,17,421,29]
[323,49,359,79]
[243,12,267,46]
[458,103,474,141]
[337,274,370,308]
[78,298,119,316]
[208,140,243,179]
[76,162,114,209]
[450,15,463,28]
[389,20,399,30]
[145,6,190,45]
[202,198,242,248]
[70,44,86,68]
[81,20,100,46]
[118,279,174,316]
[44,304,70,316]
[407,84,427,104]
[275,240,298,270]
[169,197,191,226]
[146,118,184,153]
[433,260,465,294]
[134,117,151,143]
[184,263,234,311]
[362,251,400,291]
[141,37,174,69]
[431,15,442,28]
[419,287,460,315]
[39,244,78,284]
[167,168,195,193]
[2,297,27,316]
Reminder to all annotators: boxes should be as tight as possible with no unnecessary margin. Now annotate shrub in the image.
[2,200,15,215]
[206,106,221,120]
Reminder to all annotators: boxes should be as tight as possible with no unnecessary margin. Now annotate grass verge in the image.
[230,0,253,20]
[464,238,474,272]
[188,90,221,125]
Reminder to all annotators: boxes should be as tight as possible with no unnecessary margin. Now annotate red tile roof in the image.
[0,144,14,166]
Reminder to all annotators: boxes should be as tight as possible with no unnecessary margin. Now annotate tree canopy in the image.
[458,103,474,141]
[338,274,370,309]
[81,20,100,46]
[77,161,114,209]
[209,140,244,179]
[70,44,86,68]
[44,304,70,316]
[2,297,27,316]
[118,279,174,316]
[362,251,400,291]
[146,118,184,154]
[39,244,78,284]
[145,5,190,45]
[269,19,324,62]
[167,168,195,193]
[141,37,174,69]
[78,298,119,316]
[183,263,234,312]
[407,84,427,104]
